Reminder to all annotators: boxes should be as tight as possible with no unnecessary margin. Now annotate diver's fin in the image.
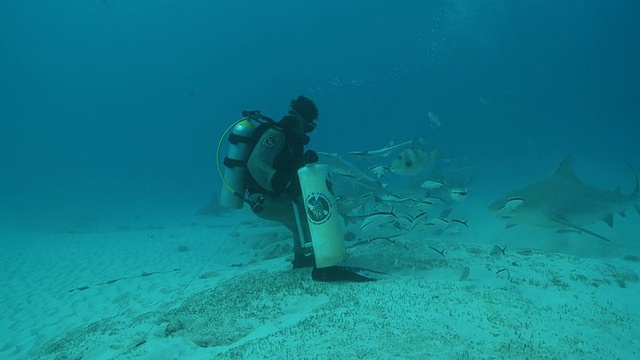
[341,266,388,275]
[291,253,315,269]
[312,266,377,282]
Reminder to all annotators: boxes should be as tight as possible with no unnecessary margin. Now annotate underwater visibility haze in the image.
[1,0,640,359]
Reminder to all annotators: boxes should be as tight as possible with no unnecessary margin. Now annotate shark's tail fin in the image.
[628,163,640,215]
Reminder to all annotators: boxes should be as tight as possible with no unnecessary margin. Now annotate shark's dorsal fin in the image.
[602,213,614,228]
[552,155,580,182]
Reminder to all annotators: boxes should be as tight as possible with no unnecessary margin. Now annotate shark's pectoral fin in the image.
[619,211,626,217]
[602,213,614,228]
[505,223,517,229]
[552,216,611,242]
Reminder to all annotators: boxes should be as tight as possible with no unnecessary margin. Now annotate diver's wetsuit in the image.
[246,122,310,258]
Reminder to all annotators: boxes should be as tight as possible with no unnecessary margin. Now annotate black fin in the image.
[312,266,377,282]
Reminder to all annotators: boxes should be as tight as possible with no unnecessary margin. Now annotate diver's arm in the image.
[247,128,286,192]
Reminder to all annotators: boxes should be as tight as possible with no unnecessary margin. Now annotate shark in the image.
[488,155,640,242]
[317,152,389,194]
[349,139,413,158]
[389,138,443,176]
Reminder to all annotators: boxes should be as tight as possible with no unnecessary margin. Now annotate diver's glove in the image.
[311,266,377,282]
[284,176,302,197]
[271,171,292,193]
[303,150,319,164]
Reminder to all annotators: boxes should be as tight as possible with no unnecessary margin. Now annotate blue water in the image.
[1,0,639,231]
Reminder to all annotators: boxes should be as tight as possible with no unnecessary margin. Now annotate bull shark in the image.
[488,155,640,242]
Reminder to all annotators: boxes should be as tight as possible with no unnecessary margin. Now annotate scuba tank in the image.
[218,117,255,209]
[217,110,274,209]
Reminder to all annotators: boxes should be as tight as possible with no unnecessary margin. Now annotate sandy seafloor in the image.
[2,199,640,360]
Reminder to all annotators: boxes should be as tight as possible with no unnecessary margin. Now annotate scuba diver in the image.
[219,96,375,282]
[246,95,320,269]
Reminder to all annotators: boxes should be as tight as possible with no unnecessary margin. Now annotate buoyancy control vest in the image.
[246,117,306,196]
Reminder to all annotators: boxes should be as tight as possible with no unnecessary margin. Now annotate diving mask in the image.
[304,119,317,133]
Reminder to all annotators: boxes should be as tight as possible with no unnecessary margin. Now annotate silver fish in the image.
[336,193,375,214]
[369,164,390,179]
[360,209,398,231]
[428,112,441,129]
[421,179,447,190]
[497,197,526,213]
[448,188,469,201]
